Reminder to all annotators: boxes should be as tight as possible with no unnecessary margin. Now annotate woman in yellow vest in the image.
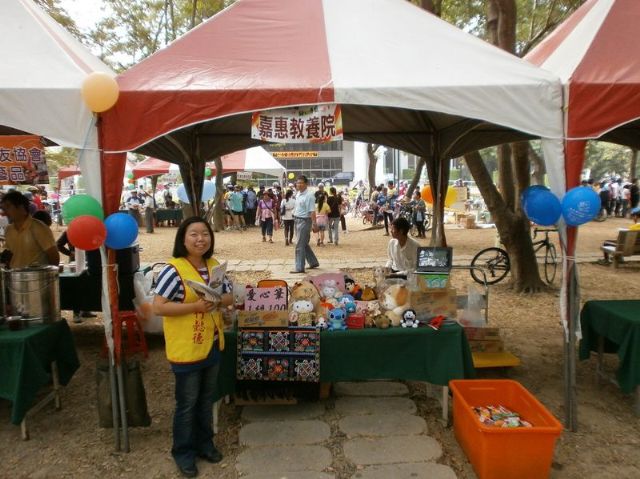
[153,216,231,478]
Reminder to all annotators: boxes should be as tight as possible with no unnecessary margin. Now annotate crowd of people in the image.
[582,177,640,219]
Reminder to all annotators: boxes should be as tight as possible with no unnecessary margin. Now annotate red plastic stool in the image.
[102,311,148,359]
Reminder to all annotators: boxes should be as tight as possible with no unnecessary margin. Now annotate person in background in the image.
[326,186,341,246]
[144,191,155,233]
[32,210,52,226]
[244,186,257,227]
[29,186,44,210]
[22,191,38,215]
[281,189,296,246]
[229,185,246,231]
[411,189,427,238]
[385,216,419,277]
[339,188,348,234]
[1,191,59,268]
[315,191,330,246]
[291,175,320,274]
[631,178,639,209]
[126,190,143,227]
[314,182,326,201]
[256,190,275,243]
[152,217,232,478]
[621,184,631,218]
[378,187,389,233]
[56,229,97,323]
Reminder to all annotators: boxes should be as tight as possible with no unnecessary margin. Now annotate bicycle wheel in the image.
[544,243,558,284]
[471,247,510,285]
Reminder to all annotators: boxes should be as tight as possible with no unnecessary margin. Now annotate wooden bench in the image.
[601,229,640,267]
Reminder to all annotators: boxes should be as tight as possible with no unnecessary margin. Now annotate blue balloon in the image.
[104,213,139,249]
[561,186,601,226]
[521,185,549,211]
[524,190,562,226]
[177,181,216,203]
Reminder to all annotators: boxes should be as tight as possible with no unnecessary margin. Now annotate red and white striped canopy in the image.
[101,0,564,163]
[526,0,640,143]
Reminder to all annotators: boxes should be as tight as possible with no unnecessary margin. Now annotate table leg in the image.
[596,335,604,386]
[442,385,449,424]
[21,419,29,440]
[20,361,61,440]
[213,400,220,434]
[52,361,61,410]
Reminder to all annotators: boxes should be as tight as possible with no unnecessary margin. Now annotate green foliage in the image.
[585,142,633,181]
[87,0,233,70]
[45,147,77,176]
[34,0,84,40]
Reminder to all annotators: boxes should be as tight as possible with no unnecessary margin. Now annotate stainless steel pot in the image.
[3,266,60,322]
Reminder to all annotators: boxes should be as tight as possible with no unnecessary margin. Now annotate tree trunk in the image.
[213,157,225,232]
[529,144,546,185]
[366,144,379,200]
[420,0,441,16]
[426,159,442,246]
[631,149,638,180]
[498,144,515,210]
[406,157,426,198]
[465,151,545,292]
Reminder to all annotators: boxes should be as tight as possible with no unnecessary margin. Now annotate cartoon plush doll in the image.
[344,277,363,300]
[338,294,357,314]
[400,309,419,328]
[316,317,328,330]
[364,300,382,328]
[361,285,377,301]
[289,299,316,327]
[291,280,322,313]
[319,279,342,301]
[327,307,348,331]
[380,284,411,327]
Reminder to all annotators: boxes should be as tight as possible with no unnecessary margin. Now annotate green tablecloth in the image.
[215,323,475,399]
[0,321,80,425]
[156,209,182,224]
[580,300,640,394]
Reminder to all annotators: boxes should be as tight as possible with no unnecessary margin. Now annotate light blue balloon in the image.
[561,186,601,226]
[177,181,217,203]
[524,190,562,226]
[104,213,138,249]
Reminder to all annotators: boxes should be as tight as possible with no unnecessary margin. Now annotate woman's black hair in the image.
[1,190,30,213]
[172,216,214,259]
[285,189,293,200]
[317,192,326,210]
[33,210,52,226]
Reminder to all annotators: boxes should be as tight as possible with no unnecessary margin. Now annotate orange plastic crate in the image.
[449,379,562,479]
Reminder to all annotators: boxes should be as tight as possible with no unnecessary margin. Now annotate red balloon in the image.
[67,215,107,251]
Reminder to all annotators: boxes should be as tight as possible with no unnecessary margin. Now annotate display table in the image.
[0,321,80,429]
[59,264,151,312]
[216,324,475,416]
[580,300,640,413]
[155,208,182,226]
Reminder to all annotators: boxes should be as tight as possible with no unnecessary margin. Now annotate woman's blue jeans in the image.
[172,362,220,468]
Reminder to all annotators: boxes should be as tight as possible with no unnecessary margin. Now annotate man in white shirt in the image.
[385,217,419,276]
[291,175,320,273]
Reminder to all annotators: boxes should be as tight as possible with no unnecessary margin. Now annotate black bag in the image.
[96,359,151,428]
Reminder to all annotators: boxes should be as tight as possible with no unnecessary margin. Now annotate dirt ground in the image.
[1,214,639,478]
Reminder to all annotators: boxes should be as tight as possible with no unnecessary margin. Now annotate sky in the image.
[59,0,105,32]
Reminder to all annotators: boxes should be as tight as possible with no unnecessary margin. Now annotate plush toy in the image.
[289,299,316,327]
[291,280,321,312]
[380,284,411,327]
[375,314,390,329]
[400,309,419,328]
[363,301,382,327]
[327,307,348,331]
[319,279,342,301]
[344,277,363,300]
[316,317,328,330]
[338,294,357,314]
[361,285,377,301]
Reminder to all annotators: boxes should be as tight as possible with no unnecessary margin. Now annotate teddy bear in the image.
[380,284,411,327]
[360,285,377,301]
[327,307,348,331]
[400,309,419,328]
[364,300,382,328]
[319,279,342,301]
[316,317,328,330]
[291,280,321,311]
[289,299,316,327]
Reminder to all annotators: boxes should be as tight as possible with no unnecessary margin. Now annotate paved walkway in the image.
[236,381,457,479]
[226,253,604,284]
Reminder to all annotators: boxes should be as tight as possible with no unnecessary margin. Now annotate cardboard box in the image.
[468,339,504,353]
[464,327,501,341]
[416,273,450,290]
[465,215,476,229]
[346,313,365,329]
[410,288,457,319]
[237,310,289,328]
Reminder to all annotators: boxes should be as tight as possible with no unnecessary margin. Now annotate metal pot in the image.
[3,266,60,322]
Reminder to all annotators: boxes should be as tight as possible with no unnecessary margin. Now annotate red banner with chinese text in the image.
[251,104,343,144]
[0,136,49,185]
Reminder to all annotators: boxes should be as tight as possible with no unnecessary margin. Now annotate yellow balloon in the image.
[444,187,458,208]
[288,172,295,180]
[81,72,119,113]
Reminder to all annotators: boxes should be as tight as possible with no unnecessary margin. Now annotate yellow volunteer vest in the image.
[163,257,226,364]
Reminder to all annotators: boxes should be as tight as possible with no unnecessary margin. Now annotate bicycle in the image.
[470,227,558,285]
